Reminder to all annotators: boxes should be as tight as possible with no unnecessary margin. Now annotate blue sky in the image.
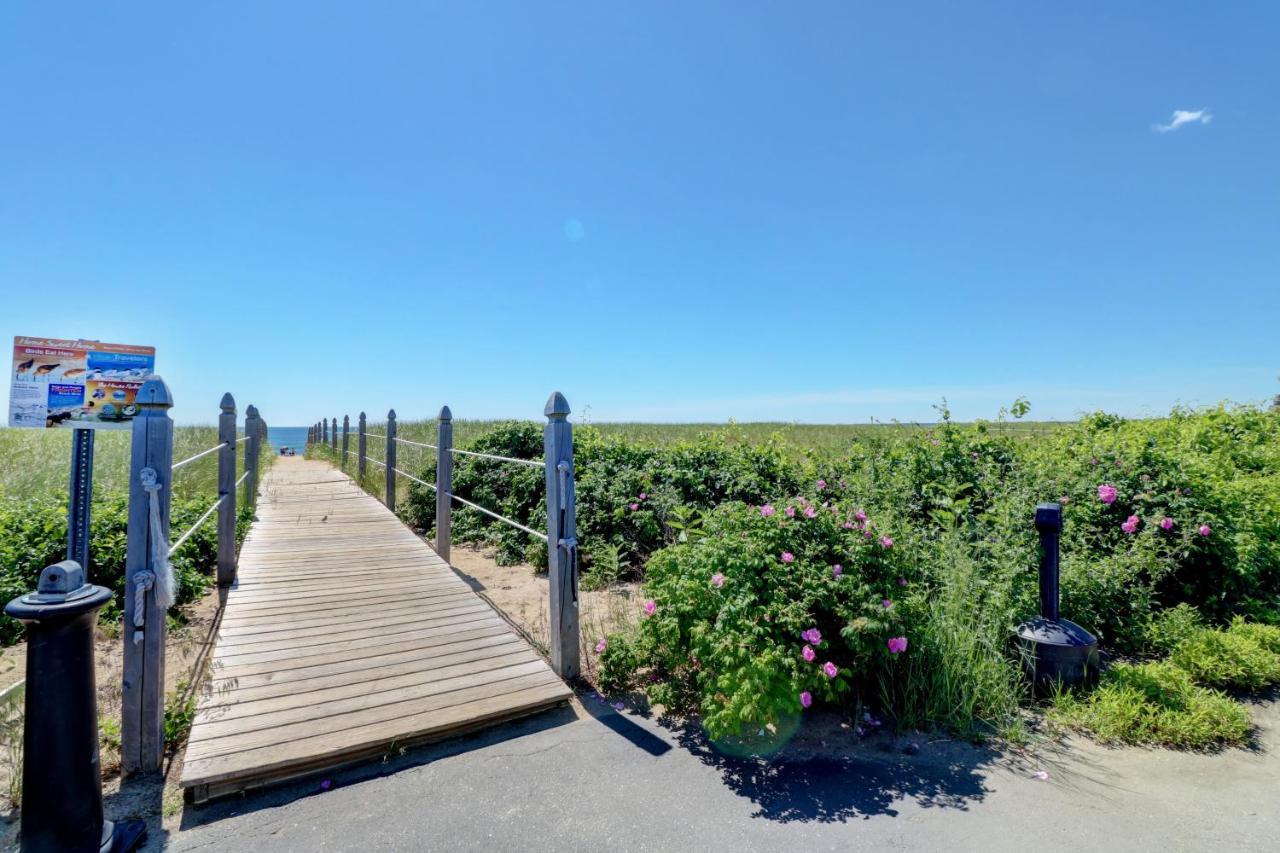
[1,3,1276,426]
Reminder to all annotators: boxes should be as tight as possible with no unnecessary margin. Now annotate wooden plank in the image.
[181,457,570,800]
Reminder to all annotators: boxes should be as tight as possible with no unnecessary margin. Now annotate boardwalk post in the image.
[331,416,338,451]
[122,376,175,776]
[342,414,350,464]
[245,405,262,507]
[358,412,367,478]
[436,406,452,562]
[385,410,397,511]
[217,393,237,587]
[323,418,329,445]
[543,391,579,681]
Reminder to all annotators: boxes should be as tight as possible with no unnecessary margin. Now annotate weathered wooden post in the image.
[436,406,452,561]
[122,376,174,776]
[358,411,367,478]
[217,393,237,587]
[331,416,338,451]
[342,414,350,464]
[385,409,397,512]
[245,404,261,507]
[543,391,579,680]
[323,417,329,445]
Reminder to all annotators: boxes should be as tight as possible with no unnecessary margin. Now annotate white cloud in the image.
[1154,109,1212,133]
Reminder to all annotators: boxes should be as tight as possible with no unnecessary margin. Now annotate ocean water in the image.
[268,426,309,455]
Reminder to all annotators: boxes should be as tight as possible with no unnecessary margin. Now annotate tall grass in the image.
[879,532,1028,739]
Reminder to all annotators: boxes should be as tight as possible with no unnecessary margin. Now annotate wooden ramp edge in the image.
[179,457,572,803]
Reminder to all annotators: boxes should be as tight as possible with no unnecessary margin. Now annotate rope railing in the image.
[393,466,436,491]
[393,436,437,450]
[171,441,229,472]
[448,447,544,468]
[168,492,227,558]
[361,432,386,440]
[235,469,250,488]
[236,435,251,443]
[448,492,548,541]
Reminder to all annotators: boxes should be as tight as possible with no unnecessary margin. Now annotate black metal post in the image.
[1035,502,1062,621]
[5,561,145,852]
[67,428,95,574]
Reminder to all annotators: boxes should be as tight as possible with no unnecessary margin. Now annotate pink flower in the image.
[802,644,816,662]
[802,628,822,645]
[842,521,854,529]
[1198,524,1212,537]
[638,492,647,500]
[832,564,843,578]
[1121,514,1140,534]
[760,504,776,517]
[863,530,873,538]
[781,552,795,564]
[803,505,817,519]
[882,599,893,609]
[1159,517,1175,531]
[629,503,639,511]
[897,577,908,587]
[1060,495,1070,505]
[1097,484,1118,504]
[595,638,608,653]
[887,636,909,654]
[817,479,827,491]
[799,691,813,709]
[643,599,656,617]
[822,661,838,678]
[855,509,868,522]
[879,536,894,549]
[785,506,796,518]
[710,573,725,588]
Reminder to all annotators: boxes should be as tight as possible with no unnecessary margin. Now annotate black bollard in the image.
[1016,503,1100,691]
[4,561,146,853]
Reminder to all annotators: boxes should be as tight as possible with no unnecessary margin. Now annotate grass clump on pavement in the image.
[1168,627,1280,691]
[1051,661,1251,749]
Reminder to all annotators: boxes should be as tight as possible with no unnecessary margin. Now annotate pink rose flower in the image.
[781,552,796,564]
[855,509,868,522]
[799,691,813,709]
[760,504,776,517]
[822,662,838,679]
[842,521,854,529]
[882,599,893,609]
[595,638,608,653]
[1121,515,1140,534]
[1198,524,1211,537]
[879,536,894,549]
[802,644,816,662]
[832,564,843,578]
[1159,517,1174,531]
[804,505,817,518]
[643,599,656,617]
[897,577,908,587]
[1097,484,1118,504]
[629,503,639,511]
[638,493,647,500]
[816,479,827,491]
[710,573,725,588]
[802,628,822,645]
[785,506,796,518]
[887,636,908,654]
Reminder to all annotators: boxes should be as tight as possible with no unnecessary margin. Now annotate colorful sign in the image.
[9,337,156,429]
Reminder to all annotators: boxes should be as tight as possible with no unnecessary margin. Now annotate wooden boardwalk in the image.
[180,458,572,802]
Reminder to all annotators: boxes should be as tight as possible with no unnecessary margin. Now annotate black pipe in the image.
[1034,502,1062,622]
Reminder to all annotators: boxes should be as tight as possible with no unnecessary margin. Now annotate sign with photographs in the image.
[9,336,157,429]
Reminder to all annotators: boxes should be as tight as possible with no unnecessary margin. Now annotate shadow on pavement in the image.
[672,721,999,823]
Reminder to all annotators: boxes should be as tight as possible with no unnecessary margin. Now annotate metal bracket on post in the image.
[67,426,95,574]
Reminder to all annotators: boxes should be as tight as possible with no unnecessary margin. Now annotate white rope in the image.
[236,435,251,443]
[235,470,250,487]
[135,467,178,645]
[361,432,386,439]
[168,493,225,558]
[392,467,437,490]
[448,492,548,541]
[449,447,544,469]
[393,436,438,450]
[172,441,228,471]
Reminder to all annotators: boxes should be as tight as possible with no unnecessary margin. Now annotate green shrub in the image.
[1169,628,1280,690]
[1228,618,1280,655]
[624,500,907,739]
[1145,604,1205,654]
[1051,661,1250,748]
